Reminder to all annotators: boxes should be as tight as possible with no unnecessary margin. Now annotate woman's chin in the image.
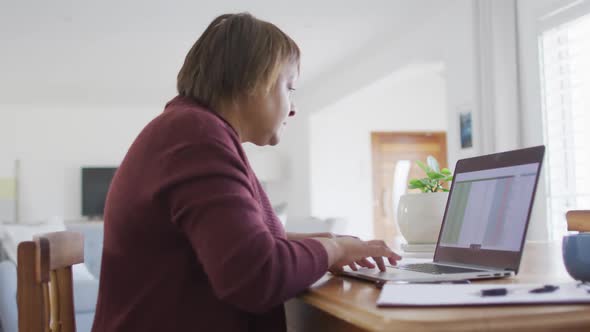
[268,135,280,146]
[251,133,281,146]
[267,128,284,146]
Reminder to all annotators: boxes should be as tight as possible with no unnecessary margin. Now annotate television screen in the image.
[81,167,117,218]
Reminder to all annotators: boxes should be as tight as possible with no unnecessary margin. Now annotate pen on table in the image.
[529,285,559,293]
[480,287,508,296]
[480,284,561,297]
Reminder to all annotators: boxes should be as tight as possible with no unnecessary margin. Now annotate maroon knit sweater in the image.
[91,96,328,332]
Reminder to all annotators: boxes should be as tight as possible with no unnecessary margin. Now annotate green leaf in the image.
[420,178,431,186]
[416,160,430,174]
[427,156,440,173]
[410,158,453,191]
[408,179,425,189]
[427,171,445,180]
[409,179,423,186]
[429,180,439,191]
[442,188,450,192]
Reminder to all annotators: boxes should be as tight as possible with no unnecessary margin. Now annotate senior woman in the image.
[91,13,400,332]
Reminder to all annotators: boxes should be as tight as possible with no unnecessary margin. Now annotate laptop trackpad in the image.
[343,266,444,282]
[342,265,493,283]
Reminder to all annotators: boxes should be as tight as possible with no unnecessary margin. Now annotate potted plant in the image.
[397,156,453,245]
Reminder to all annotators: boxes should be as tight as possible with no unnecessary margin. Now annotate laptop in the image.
[343,145,545,283]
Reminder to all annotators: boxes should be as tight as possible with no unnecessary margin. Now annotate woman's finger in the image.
[373,256,386,272]
[356,258,375,269]
[329,266,343,274]
[366,240,403,261]
[390,251,403,260]
[388,255,401,266]
[365,243,394,259]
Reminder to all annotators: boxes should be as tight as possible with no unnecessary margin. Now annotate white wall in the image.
[0,0,478,232]
[309,65,447,239]
[0,105,161,222]
[0,0,559,242]
[281,0,479,229]
[0,104,289,223]
[285,0,558,241]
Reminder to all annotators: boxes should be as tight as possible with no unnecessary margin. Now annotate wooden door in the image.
[371,132,447,243]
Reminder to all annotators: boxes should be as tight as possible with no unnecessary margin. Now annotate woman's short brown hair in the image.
[177,13,300,110]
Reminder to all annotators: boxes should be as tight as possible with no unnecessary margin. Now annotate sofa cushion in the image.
[73,279,100,313]
[75,312,96,332]
[65,222,104,279]
[0,260,17,332]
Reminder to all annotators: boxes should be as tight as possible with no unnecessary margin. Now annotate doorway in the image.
[371,132,447,243]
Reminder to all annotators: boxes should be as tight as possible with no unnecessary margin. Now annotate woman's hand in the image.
[287,231,358,240]
[314,237,401,274]
[286,232,337,240]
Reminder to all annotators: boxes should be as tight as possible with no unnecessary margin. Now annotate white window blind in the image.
[539,12,590,240]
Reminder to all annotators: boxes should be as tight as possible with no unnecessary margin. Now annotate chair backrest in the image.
[17,231,84,332]
[565,210,590,232]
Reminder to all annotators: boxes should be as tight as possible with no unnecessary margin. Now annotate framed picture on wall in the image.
[459,112,473,149]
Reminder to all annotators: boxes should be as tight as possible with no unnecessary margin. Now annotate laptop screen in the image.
[433,146,544,272]
[438,163,540,252]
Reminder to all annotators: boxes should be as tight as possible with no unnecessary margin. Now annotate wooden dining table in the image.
[285,241,590,331]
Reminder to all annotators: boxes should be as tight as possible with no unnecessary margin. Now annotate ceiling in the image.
[0,0,443,106]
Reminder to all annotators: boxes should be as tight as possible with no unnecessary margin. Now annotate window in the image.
[539,12,590,239]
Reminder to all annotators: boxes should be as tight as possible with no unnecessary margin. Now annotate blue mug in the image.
[562,233,590,282]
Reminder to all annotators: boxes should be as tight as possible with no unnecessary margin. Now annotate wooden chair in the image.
[17,231,84,332]
[565,210,590,232]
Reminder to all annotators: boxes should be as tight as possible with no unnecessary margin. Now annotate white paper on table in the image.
[377,282,590,307]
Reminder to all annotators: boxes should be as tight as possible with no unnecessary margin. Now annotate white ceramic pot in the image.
[397,192,449,244]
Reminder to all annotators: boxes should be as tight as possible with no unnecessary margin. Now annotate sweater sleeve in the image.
[160,138,328,314]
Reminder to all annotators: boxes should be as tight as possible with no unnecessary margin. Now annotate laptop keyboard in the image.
[397,263,486,274]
